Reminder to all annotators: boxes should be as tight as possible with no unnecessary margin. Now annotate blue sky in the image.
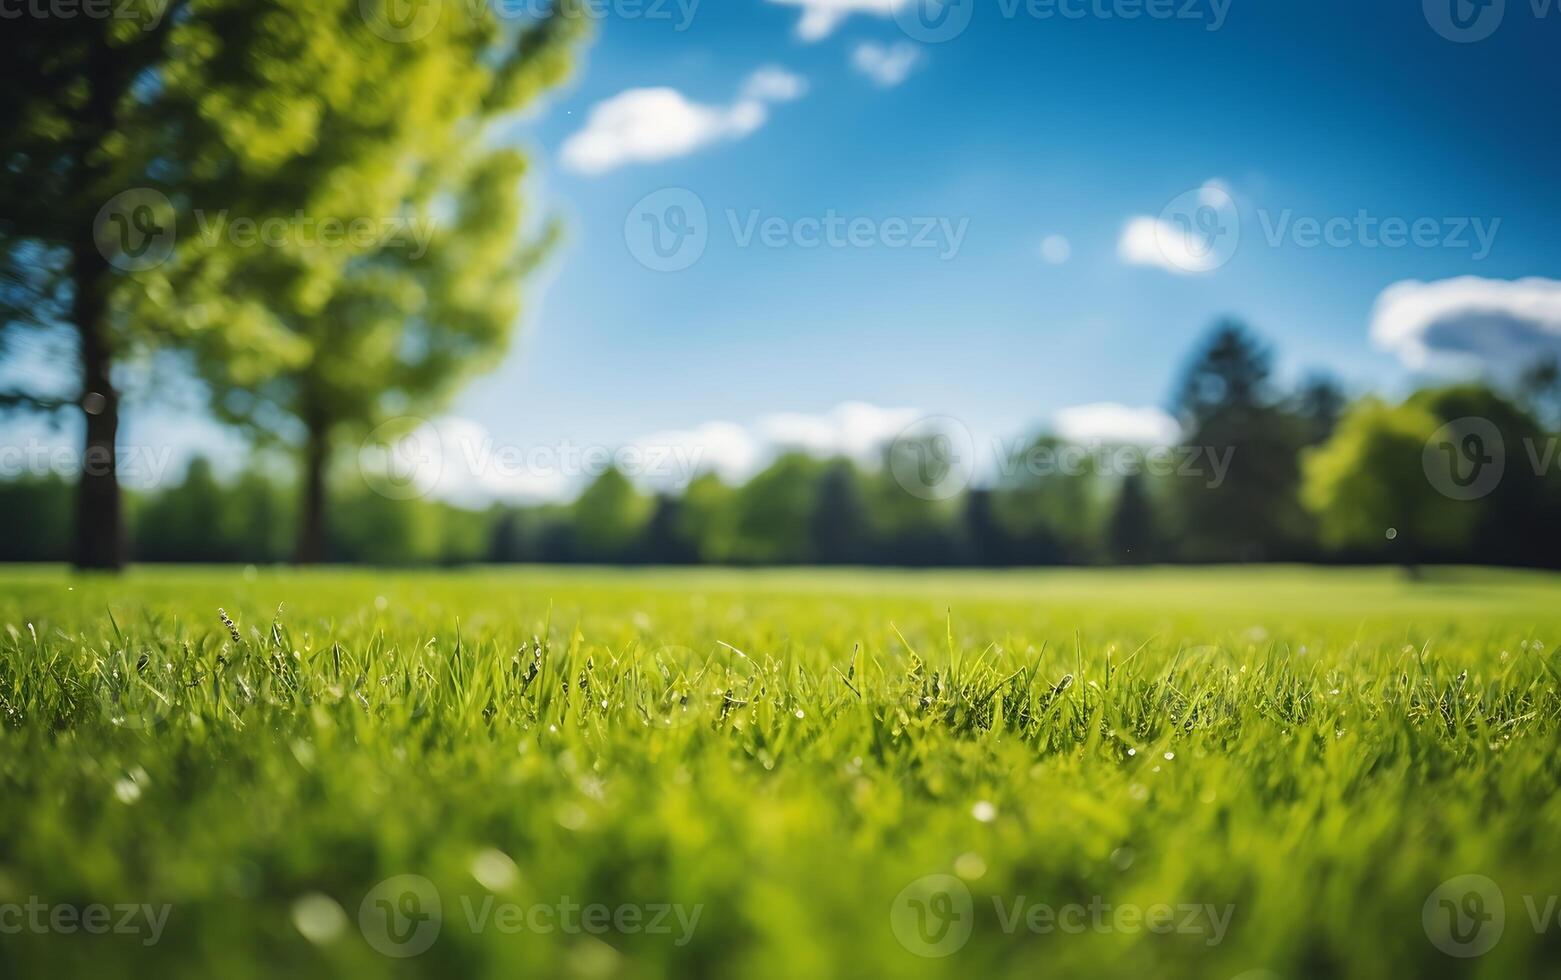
[443,0,1561,492]
[9,0,1561,498]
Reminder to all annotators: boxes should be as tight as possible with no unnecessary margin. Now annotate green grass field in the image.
[2,565,1559,979]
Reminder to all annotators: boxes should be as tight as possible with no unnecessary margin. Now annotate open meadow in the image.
[2,565,1559,978]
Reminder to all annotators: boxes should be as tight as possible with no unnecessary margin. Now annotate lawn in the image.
[1,565,1558,978]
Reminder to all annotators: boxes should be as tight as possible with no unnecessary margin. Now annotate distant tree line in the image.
[4,322,1560,567]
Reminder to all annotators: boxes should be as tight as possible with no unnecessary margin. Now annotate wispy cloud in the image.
[852,41,923,87]
[560,67,807,175]
[767,0,910,41]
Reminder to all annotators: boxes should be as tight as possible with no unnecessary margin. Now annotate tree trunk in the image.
[295,423,330,565]
[69,32,127,572]
[70,239,125,571]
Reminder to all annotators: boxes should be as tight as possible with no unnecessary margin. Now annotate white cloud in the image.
[559,67,807,175]
[767,0,910,40]
[398,404,927,504]
[629,421,762,486]
[851,41,922,87]
[1118,179,1236,275]
[1053,404,1181,446]
[627,403,920,490]
[1371,277,1561,374]
[1117,216,1218,275]
[758,402,922,462]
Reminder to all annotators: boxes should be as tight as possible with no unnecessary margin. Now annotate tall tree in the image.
[1520,356,1561,429]
[2,1,585,569]
[730,453,824,564]
[0,1,422,567]
[1294,372,1347,446]
[1107,473,1157,565]
[170,3,586,563]
[1408,384,1560,568]
[3,1,232,568]
[811,460,870,564]
[573,468,651,563]
[1171,322,1311,561]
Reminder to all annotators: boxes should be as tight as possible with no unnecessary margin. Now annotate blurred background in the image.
[3,0,1559,570]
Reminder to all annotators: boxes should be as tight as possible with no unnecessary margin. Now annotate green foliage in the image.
[1302,398,1475,559]
[1,565,1559,978]
[572,468,652,562]
[680,472,739,562]
[991,435,1108,564]
[728,453,825,564]
[0,2,587,566]
[0,475,73,560]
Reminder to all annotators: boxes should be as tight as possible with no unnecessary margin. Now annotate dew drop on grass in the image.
[291,893,346,945]
[1163,751,1175,761]
[555,803,588,831]
[1110,846,1135,870]
[113,778,141,804]
[471,848,519,891]
[954,852,987,880]
[972,800,996,823]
